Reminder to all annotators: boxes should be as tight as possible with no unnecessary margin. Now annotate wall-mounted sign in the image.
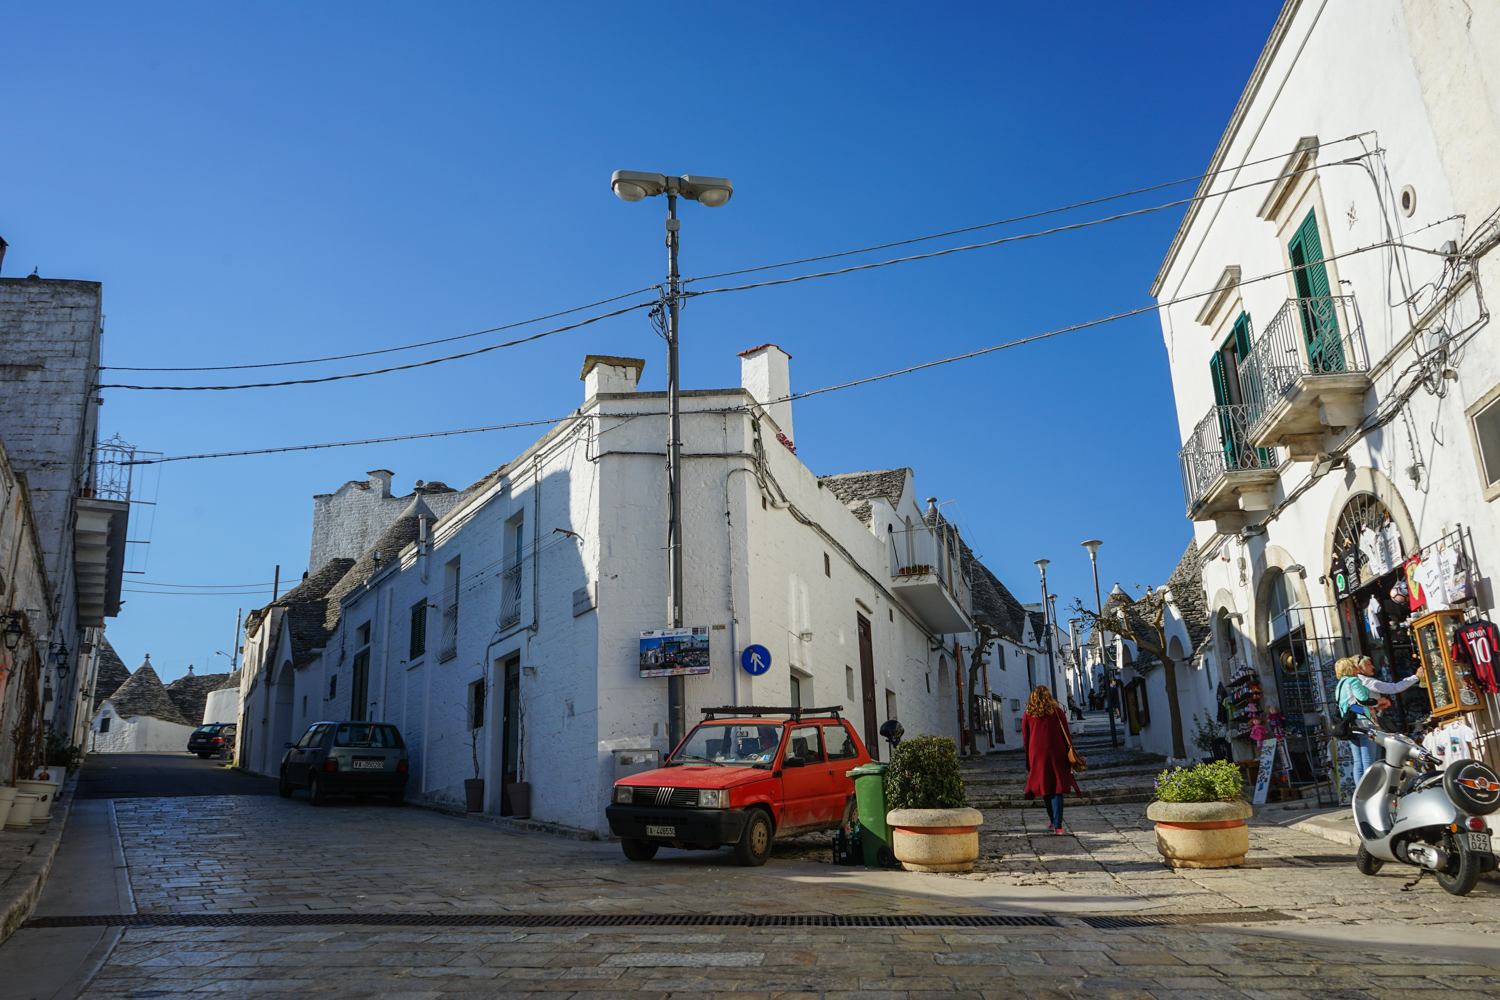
[741,644,771,676]
[639,627,711,678]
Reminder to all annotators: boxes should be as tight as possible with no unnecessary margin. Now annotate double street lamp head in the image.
[611,170,733,207]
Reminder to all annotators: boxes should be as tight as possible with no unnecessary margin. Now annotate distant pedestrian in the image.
[1066,694,1084,721]
[1106,677,1122,721]
[1023,685,1081,835]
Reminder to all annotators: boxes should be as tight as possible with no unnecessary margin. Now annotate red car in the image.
[606,706,872,866]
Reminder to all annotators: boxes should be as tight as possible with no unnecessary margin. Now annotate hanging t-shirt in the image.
[1441,543,1469,603]
[1454,619,1500,694]
[1380,518,1404,570]
[1417,551,1449,611]
[1405,555,1427,613]
[1359,526,1388,577]
[1365,596,1384,640]
[1441,720,1477,763]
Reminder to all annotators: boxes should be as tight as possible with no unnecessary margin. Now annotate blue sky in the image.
[2,1,1282,681]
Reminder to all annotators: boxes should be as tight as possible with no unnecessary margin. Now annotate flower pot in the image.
[0,786,15,822]
[6,793,38,830]
[1145,799,1253,868]
[506,781,531,819]
[463,778,485,813]
[17,779,59,824]
[886,807,984,873]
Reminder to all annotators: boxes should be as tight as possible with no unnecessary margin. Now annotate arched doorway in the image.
[1330,492,1424,728]
[270,661,295,769]
[1264,570,1321,782]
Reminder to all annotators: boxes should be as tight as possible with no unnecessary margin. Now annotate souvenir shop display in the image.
[1412,608,1483,718]
[1224,666,1262,743]
[1421,718,1479,769]
[1452,619,1500,694]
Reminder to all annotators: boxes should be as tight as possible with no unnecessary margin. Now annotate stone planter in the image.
[5,793,38,830]
[886,807,984,873]
[1146,799,1253,868]
[17,779,59,823]
[0,786,15,819]
[463,779,485,813]
[507,782,531,819]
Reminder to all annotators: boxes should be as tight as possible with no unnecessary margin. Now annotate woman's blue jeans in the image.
[1045,793,1065,829]
[1348,734,1377,785]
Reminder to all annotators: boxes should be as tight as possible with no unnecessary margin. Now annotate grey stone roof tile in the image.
[106,662,190,725]
[92,636,132,713]
[166,672,234,727]
[818,469,909,525]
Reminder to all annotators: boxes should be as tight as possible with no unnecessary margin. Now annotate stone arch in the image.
[270,659,296,763]
[1319,466,1416,606]
[1251,544,1313,685]
[1209,587,1243,687]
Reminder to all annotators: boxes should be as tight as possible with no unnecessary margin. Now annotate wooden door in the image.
[857,614,879,760]
[500,656,521,816]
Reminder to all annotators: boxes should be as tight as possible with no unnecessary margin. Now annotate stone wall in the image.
[308,471,464,572]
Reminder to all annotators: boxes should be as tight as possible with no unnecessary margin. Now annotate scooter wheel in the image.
[1355,845,1383,876]
[1436,843,1482,896]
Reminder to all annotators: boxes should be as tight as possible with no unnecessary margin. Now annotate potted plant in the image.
[883,734,984,872]
[1145,760,1252,868]
[463,688,485,813]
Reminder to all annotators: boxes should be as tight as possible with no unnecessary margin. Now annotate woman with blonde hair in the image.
[1023,685,1080,834]
[1333,657,1379,783]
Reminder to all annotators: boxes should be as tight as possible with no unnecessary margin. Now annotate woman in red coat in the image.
[1022,685,1080,834]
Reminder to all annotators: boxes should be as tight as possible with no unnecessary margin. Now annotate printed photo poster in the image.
[1252,736,1280,805]
[639,627,711,678]
[1334,739,1355,804]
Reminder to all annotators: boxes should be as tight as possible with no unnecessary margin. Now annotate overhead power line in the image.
[103,285,660,372]
[133,581,277,588]
[123,588,277,596]
[119,235,1407,466]
[97,302,653,391]
[685,133,1376,284]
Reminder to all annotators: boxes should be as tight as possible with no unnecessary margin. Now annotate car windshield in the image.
[671,723,783,766]
[193,726,221,735]
[334,724,403,748]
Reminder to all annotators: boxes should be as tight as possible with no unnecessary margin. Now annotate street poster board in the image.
[640,627,711,678]
[1251,736,1279,805]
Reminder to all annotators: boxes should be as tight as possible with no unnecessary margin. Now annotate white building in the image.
[1155,0,1500,781]
[90,656,196,753]
[237,347,1044,836]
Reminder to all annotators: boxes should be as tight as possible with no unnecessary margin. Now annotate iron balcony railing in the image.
[889,525,970,614]
[497,563,523,630]
[438,602,458,662]
[1237,294,1368,424]
[1179,403,1282,514]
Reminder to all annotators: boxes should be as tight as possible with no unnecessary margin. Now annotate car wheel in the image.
[308,773,327,807]
[620,839,659,862]
[1355,845,1383,876]
[278,771,293,798]
[197,752,211,758]
[732,809,773,867]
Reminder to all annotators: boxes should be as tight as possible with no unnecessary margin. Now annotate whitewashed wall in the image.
[90,704,195,753]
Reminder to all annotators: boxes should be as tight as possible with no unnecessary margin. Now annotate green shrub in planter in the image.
[885,735,967,810]
[1153,759,1244,803]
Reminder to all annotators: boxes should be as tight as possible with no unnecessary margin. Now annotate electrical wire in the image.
[685,134,1376,284]
[132,581,277,588]
[97,302,653,391]
[122,415,579,465]
[123,588,277,596]
[103,285,661,372]
[685,155,1376,304]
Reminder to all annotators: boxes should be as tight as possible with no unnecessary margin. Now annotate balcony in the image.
[1179,403,1282,522]
[498,563,523,630]
[889,525,972,634]
[1239,295,1370,459]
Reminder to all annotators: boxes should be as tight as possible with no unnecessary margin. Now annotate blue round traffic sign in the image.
[741,644,772,676]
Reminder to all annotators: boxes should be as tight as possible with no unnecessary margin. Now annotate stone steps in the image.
[955,717,1163,808]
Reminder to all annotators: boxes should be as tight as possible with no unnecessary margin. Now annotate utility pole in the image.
[272,565,280,603]
[231,608,242,672]
[1035,560,1057,695]
[611,171,733,750]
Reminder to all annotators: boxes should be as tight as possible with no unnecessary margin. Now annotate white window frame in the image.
[1466,380,1500,503]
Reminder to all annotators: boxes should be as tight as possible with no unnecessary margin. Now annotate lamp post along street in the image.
[1082,539,1117,748]
[1034,560,1056,695]
[612,171,733,748]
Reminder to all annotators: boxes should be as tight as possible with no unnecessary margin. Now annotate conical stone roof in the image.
[107,661,191,725]
[166,671,234,726]
[92,636,132,713]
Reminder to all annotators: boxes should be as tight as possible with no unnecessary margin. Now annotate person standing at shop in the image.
[1354,656,1420,719]
[1334,659,1382,784]
[1023,685,1081,835]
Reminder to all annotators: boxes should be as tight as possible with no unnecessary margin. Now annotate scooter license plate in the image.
[1468,832,1492,853]
[646,825,676,838]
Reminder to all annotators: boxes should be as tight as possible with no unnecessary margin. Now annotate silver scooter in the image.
[1349,710,1500,895]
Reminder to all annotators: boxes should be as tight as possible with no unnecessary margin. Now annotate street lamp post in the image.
[1082,539,1117,748]
[1034,560,1057,695]
[612,171,733,748]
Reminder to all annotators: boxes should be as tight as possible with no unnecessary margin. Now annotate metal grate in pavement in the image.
[1078,910,1294,929]
[27,912,1060,929]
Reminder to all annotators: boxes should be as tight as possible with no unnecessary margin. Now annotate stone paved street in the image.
[60,787,1500,998]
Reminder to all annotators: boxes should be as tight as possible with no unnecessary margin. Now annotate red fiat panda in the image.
[606,707,873,866]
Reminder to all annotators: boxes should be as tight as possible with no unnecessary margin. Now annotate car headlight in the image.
[696,789,727,809]
[613,785,634,804]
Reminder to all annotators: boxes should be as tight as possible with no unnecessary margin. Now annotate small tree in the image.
[1072,586,1187,760]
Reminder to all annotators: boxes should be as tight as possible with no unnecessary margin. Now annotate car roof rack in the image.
[700,705,843,721]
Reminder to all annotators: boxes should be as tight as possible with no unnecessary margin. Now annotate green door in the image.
[1288,209,1344,373]
[1209,313,1268,470]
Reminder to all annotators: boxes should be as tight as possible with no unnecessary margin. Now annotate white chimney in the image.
[581,355,646,400]
[738,344,793,443]
[366,470,393,497]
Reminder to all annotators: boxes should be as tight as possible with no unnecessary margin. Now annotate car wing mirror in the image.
[283,743,296,748]
[783,756,805,768]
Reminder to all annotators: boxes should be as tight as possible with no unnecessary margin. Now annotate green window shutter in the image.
[1288,209,1343,371]
[1209,352,1230,407]
[1232,312,1252,360]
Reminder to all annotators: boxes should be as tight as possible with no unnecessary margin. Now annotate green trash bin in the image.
[848,762,891,868]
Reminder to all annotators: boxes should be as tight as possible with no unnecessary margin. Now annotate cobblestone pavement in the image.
[79,794,1500,998]
[78,923,1500,999]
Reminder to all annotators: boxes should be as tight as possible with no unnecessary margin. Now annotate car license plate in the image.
[1468,832,1492,853]
[352,760,384,770]
[646,825,676,838]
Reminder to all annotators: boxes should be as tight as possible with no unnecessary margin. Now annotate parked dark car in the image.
[188,723,236,758]
[279,721,409,806]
